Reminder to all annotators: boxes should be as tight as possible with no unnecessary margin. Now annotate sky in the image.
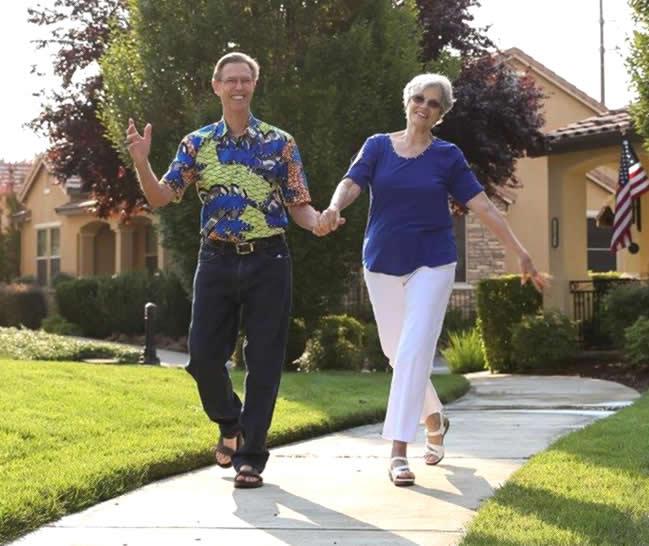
[0,0,638,162]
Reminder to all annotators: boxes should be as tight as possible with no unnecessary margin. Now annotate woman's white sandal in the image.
[388,456,415,486]
[424,413,450,466]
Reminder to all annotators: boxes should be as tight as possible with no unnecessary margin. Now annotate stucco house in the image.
[14,156,167,286]
[445,47,649,322]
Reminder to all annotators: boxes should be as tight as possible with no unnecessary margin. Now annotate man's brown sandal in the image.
[234,467,263,489]
[212,434,241,469]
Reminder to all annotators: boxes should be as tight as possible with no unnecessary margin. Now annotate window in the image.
[145,225,159,275]
[453,215,467,282]
[36,226,61,286]
[587,218,616,272]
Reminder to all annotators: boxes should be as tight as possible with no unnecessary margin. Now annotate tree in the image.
[100,0,423,322]
[28,0,143,218]
[413,1,544,194]
[437,55,545,197]
[415,0,493,60]
[629,0,649,142]
[0,194,21,282]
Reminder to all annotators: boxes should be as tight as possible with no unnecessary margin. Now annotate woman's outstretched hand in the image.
[519,253,548,292]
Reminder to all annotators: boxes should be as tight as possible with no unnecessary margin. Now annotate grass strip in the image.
[0,359,468,543]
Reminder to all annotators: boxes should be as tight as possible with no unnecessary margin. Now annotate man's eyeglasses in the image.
[220,77,254,86]
[410,94,441,110]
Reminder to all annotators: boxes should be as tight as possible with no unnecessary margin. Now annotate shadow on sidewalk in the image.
[230,481,420,545]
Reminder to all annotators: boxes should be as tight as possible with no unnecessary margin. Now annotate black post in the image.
[140,302,160,365]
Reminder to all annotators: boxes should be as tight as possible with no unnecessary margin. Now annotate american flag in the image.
[610,138,649,252]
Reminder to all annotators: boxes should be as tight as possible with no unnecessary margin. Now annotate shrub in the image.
[55,272,191,339]
[441,327,485,374]
[624,316,649,367]
[510,311,578,371]
[55,277,109,338]
[363,321,389,371]
[439,307,476,348]
[299,315,364,371]
[41,315,83,336]
[97,272,151,335]
[476,275,542,372]
[0,283,48,329]
[602,283,649,347]
[0,327,139,362]
[151,271,191,338]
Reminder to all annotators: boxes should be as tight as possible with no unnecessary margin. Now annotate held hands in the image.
[125,118,152,166]
[519,253,548,293]
[312,206,346,237]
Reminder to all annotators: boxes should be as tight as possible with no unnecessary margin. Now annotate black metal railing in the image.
[569,278,637,348]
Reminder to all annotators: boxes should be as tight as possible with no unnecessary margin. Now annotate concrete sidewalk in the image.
[11,373,640,546]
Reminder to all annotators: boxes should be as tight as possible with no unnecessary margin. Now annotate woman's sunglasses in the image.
[410,94,441,110]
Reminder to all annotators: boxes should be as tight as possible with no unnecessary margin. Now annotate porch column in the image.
[546,160,588,314]
[79,232,95,277]
[116,224,135,274]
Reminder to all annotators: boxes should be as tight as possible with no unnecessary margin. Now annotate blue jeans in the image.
[186,237,292,473]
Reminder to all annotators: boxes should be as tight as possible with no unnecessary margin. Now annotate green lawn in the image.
[0,359,468,543]
[461,392,649,546]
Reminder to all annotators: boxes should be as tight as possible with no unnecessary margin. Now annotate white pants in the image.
[364,263,455,443]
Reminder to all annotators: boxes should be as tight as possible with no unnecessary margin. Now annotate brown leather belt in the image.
[203,234,286,255]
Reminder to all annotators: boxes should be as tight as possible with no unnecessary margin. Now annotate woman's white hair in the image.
[402,73,455,116]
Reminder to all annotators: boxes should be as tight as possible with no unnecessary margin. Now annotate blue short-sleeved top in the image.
[160,115,311,242]
[344,134,483,276]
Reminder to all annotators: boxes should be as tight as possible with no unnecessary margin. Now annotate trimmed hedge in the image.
[55,271,191,339]
[510,311,578,371]
[0,283,48,329]
[363,321,389,371]
[476,275,542,372]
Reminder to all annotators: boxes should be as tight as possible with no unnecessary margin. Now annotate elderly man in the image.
[125,52,335,488]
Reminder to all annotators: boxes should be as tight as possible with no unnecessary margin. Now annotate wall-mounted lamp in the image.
[551,217,559,248]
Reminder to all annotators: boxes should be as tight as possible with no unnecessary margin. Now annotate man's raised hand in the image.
[125,118,152,166]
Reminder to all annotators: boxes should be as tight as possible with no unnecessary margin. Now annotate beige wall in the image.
[20,165,68,279]
[19,163,163,281]
[544,147,649,314]
[586,181,613,212]
[503,60,605,276]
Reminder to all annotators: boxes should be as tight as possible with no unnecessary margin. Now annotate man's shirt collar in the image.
[214,114,261,142]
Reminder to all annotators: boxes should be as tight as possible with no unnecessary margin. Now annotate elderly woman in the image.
[315,73,544,486]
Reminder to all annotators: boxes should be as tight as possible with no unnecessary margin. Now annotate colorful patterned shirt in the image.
[160,115,311,242]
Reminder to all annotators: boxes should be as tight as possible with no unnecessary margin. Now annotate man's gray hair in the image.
[213,52,260,81]
[402,73,455,116]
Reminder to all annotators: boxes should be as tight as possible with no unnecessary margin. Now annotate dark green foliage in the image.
[41,315,84,337]
[363,321,389,371]
[601,283,649,348]
[99,0,422,323]
[55,272,191,338]
[629,1,649,146]
[55,278,109,338]
[0,284,48,330]
[510,311,578,371]
[299,314,365,371]
[0,195,21,282]
[476,275,542,372]
[624,316,649,367]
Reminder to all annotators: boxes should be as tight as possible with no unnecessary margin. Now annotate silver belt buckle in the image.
[235,241,255,255]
